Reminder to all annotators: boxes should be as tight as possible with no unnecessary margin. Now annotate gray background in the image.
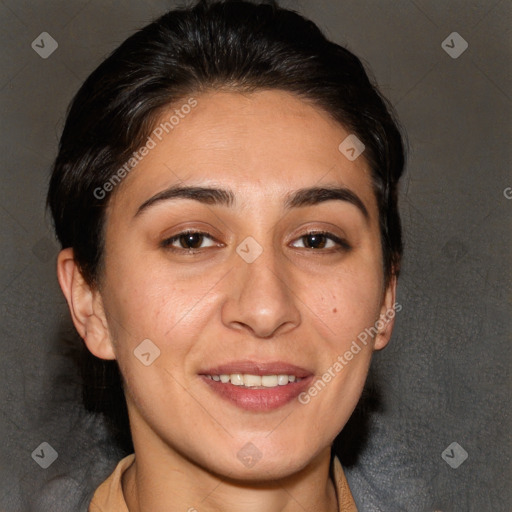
[0,0,510,511]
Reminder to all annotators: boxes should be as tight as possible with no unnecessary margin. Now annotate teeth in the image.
[277,374,289,385]
[231,373,244,386]
[205,373,302,388]
[244,374,261,387]
[261,375,277,387]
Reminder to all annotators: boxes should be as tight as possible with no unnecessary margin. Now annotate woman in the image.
[47,1,405,510]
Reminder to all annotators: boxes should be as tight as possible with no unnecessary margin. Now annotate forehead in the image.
[109,89,376,218]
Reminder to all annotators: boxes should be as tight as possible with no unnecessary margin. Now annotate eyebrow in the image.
[284,186,369,219]
[134,184,369,220]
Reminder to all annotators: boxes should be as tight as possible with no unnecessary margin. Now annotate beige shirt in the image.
[89,453,357,511]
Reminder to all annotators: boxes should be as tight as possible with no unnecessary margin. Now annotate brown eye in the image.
[161,231,217,251]
[179,232,204,249]
[291,231,351,251]
[302,233,328,249]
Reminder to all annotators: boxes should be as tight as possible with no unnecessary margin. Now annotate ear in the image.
[57,248,115,360]
[373,274,399,351]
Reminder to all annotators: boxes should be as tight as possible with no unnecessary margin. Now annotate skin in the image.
[57,90,396,512]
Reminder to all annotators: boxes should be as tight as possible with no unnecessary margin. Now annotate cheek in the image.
[103,273,217,420]
[102,251,225,365]
[300,260,384,347]
[294,267,383,437]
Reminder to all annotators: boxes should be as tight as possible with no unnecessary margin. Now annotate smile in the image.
[199,361,314,411]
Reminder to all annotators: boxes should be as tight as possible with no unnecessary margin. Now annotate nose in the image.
[221,244,301,339]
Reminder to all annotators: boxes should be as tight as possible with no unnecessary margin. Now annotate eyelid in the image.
[160,230,221,250]
[289,230,351,251]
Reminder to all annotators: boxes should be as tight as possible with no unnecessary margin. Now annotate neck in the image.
[122,438,338,512]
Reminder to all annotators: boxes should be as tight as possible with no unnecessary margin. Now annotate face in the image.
[86,90,395,479]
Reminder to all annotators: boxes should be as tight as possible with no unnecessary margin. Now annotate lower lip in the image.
[199,375,314,412]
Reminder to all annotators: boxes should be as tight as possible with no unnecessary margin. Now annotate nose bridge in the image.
[241,244,286,300]
[222,235,301,338]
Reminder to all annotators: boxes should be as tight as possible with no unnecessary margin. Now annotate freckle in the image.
[332,308,337,313]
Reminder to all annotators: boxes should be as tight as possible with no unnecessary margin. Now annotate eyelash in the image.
[160,230,351,253]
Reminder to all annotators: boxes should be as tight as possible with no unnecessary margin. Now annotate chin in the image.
[208,439,322,482]
[215,456,310,484]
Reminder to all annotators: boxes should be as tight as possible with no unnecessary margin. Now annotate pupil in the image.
[306,234,326,249]
[181,233,203,249]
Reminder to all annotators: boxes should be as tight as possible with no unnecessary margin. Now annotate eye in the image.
[161,230,219,251]
[290,231,351,251]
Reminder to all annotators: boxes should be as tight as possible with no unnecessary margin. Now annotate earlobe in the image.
[56,248,116,360]
[373,274,398,351]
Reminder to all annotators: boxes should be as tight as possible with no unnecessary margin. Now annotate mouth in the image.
[198,360,314,411]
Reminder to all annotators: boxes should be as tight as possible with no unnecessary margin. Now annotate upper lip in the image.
[199,360,314,378]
